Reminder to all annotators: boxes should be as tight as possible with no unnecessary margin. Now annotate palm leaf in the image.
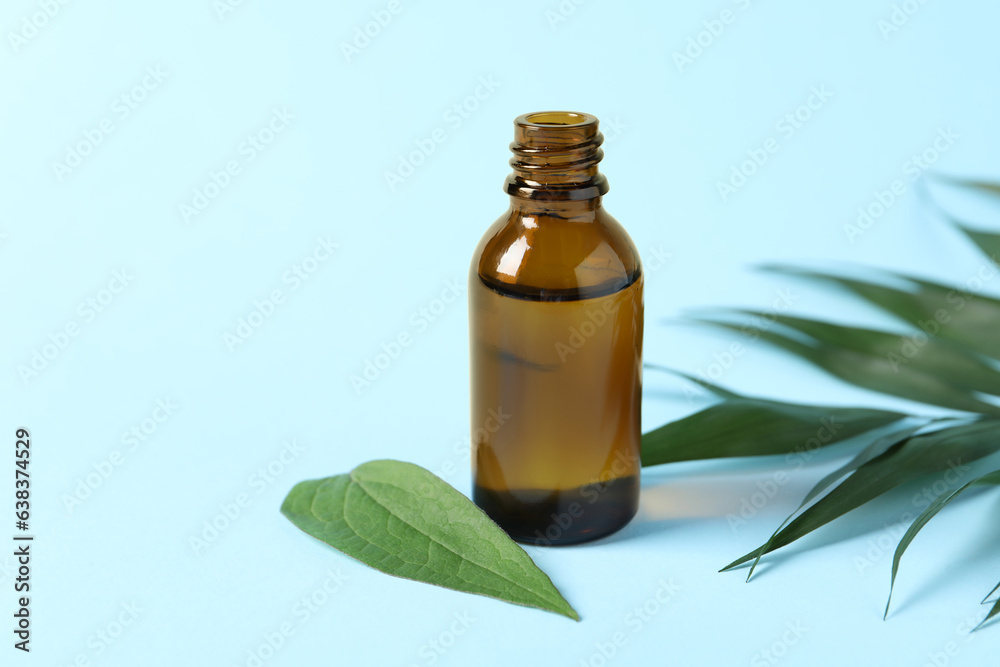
[741,422,931,581]
[884,469,1000,620]
[978,598,1000,631]
[984,580,1000,604]
[959,226,1000,261]
[928,175,1000,199]
[640,372,905,466]
[722,419,1000,572]
[656,175,1000,628]
[697,319,1000,418]
[748,312,1000,397]
[922,174,1000,260]
[762,266,1000,360]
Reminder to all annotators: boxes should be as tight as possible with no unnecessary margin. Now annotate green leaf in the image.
[762,266,1000,360]
[722,420,1000,573]
[698,318,1000,417]
[644,364,742,400]
[921,174,1000,262]
[743,422,930,580]
[639,374,905,466]
[280,460,579,620]
[884,469,1000,619]
[797,423,933,509]
[977,598,1000,631]
[984,580,1000,604]
[929,175,1000,199]
[978,574,1000,631]
[755,313,1000,397]
[640,371,903,465]
[959,226,1000,263]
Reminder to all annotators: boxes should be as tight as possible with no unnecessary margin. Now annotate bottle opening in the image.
[523,111,590,126]
[507,111,608,200]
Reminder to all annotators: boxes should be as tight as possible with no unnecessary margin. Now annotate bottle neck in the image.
[503,112,609,205]
[508,195,603,218]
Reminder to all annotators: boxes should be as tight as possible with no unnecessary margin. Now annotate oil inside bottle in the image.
[470,271,643,545]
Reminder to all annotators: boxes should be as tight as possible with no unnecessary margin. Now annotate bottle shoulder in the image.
[470,206,641,300]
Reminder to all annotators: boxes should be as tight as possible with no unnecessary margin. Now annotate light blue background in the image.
[3,0,1000,665]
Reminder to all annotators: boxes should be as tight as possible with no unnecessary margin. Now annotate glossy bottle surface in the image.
[469,112,643,545]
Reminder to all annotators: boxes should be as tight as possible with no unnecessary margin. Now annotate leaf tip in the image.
[883,587,895,621]
[718,557,743,573]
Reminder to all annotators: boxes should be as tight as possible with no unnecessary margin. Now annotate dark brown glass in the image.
[469,112,643,545]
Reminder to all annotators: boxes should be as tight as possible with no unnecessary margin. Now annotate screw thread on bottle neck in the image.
[504,111,609,202]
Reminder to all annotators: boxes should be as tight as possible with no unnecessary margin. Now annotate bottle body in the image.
[469,112,643,545]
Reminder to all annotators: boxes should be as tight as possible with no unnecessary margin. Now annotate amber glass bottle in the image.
[469,111,643,546]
